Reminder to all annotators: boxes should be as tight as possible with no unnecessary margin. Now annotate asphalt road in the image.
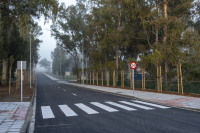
[34,73,200,133]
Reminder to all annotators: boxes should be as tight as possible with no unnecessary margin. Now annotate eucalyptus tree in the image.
[0,0,59,85]
[39,58,51,72]
[134,0,198,81]
[154,0,196,80]
[51,45,75,75]
[51,46,62,74]
[51,2,90,74]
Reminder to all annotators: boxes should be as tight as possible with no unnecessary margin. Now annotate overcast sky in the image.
[36,0,76,71]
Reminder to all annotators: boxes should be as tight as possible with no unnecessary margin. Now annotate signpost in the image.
[65,71,70,76]
[130,62,137,94]
[17,61,26,102]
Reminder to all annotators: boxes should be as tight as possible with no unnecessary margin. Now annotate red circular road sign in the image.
[130,62,137,69]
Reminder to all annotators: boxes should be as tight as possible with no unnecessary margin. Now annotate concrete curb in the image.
[20,79,37,133]
[64,83,200,112]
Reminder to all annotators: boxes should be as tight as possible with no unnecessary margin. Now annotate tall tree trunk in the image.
[163,0,168,81]
[115,43,119,84]
[1,59,7,85]
[115,9,121,86]
[116,44,119,69]
[156,0,159,47]
[86,54,87,70]
[156,27,158,44]
[9,66,11,94]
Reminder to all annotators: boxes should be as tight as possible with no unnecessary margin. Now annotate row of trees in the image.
[51,45,82,75]
[51,0,200,82]
[0,0,59,85]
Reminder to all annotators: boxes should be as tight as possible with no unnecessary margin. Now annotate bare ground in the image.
[0,83,35,102]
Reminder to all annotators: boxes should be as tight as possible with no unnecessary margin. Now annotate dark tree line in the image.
[0,0,59,85]
[50,0,200,81]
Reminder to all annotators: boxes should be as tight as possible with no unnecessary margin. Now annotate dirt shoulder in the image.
[0,83,35,102]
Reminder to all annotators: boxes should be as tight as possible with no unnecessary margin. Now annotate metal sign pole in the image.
[33,57,34,84]
[30,35,32,88]
[21,61,23,102]
[130,62,137,94]
[133,69,134,94]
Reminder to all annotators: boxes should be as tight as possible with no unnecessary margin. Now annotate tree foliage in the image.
[50,0,200,81]
[39,58,51,71]
[0,0,59,85]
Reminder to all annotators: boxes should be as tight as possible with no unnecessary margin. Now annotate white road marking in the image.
[72,93,77,96]
[58,105,78,117]
[119,101,154,110]
[105,102,136,111]
[132,100,170,109]
[63,89,66,91]
[41,106,55,119]
[90,102,119,112]
[75,103,99,114]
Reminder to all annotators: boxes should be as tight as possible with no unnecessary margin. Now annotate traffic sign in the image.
[130,62,137,69]
[130,62,137,94]
[17,61,26,70]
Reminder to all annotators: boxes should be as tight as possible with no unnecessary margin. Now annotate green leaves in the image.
[140,55,149,69]
[128,57,137,64]
[50,0,200,81]
[148,49,164,67]
[39,58,51,69]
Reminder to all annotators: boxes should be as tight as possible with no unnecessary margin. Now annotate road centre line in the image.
[72,93,77,96]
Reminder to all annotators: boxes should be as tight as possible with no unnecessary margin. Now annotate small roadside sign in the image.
[17,61,26,70]
[17,61,26,102]
[130,62,137,69]
[130,62,137,94]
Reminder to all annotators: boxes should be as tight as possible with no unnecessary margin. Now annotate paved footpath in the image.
[0,102,30,133]
[45,73,200,111]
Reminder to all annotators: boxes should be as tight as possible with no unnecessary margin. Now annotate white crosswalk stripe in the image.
[75,103,99,114]
[105,102,136,111]
[119,101,154,110]
[90,102,119,112]
[41,100,171,119]
[41,106,55,119]
[58,105,78,117]
[132,100,170,109]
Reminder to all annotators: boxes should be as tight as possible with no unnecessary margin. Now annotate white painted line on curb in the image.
[41,106,55,119]
[58,105,78,117]
[119,101,154,110]
[90,102,119,112]
[75,103,99,114]
[105,102,136,111]
[132,100,170,109]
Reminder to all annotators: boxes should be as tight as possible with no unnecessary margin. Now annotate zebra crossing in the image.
[41,100,170,119]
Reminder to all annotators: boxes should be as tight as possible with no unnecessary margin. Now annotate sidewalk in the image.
[45,73,200,111]
[0,102,30,133]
